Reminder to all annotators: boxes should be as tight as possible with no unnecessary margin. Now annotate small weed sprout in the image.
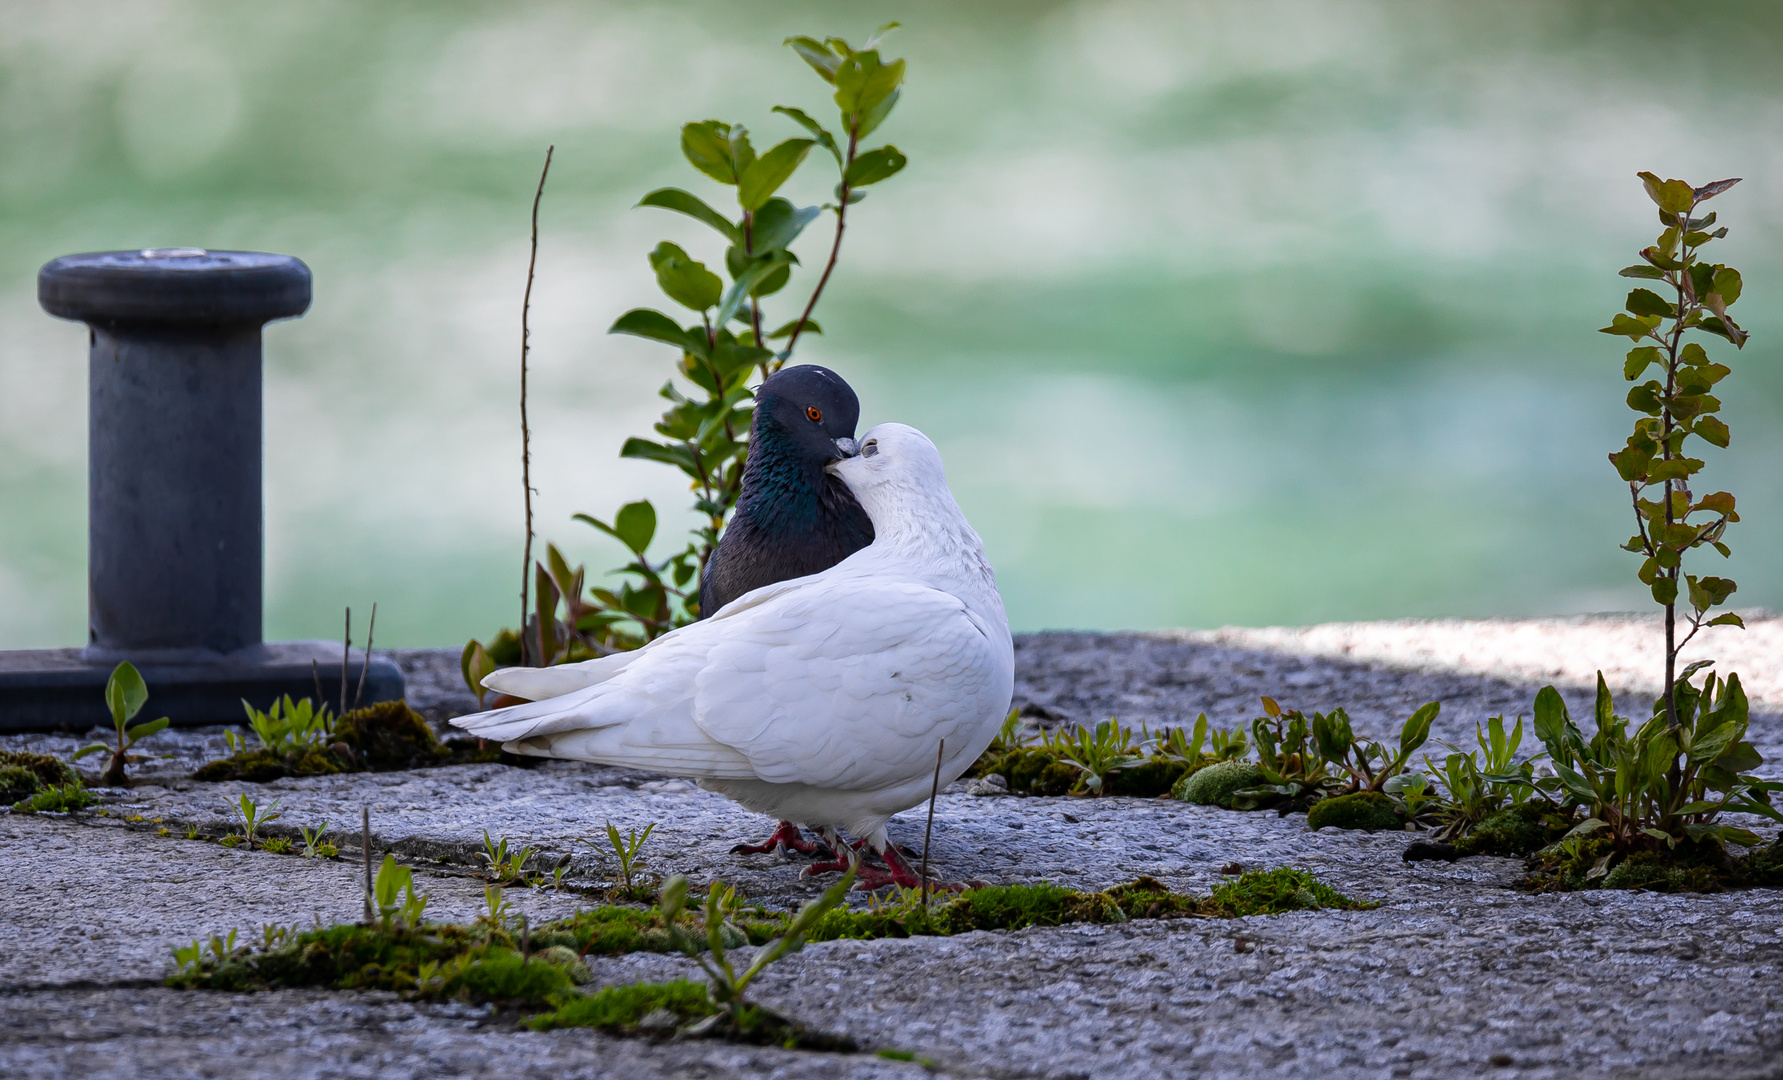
[73,661,169,787]
[478,831,539,885]
[299,822,336,859]
[1051,718,1150,795]
[228,695,334,755]
[605,821,657,900]
[481,885,515,928]
[372,854,429,929]
[222,793,283,850]
[659,867,855,1034]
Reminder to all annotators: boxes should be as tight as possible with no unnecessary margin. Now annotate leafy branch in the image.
[1599,172,1748,730]
[465,26,908,682]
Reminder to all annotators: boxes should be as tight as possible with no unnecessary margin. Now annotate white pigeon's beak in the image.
[832,436,860,460]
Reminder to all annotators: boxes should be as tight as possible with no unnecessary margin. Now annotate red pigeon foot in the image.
[848,843,925,891]
[731,820,830,857]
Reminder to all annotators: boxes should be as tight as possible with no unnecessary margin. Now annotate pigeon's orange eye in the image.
[806,406,822,422]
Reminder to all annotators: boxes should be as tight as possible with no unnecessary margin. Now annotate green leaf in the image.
[750,198,822,253]
[1692,177,1741,202]
[106,661,149,727]
[126,717,169,743]
[767,318,819,340]
[844,146,908,187]
[1618,264,1665,280]
[1708,612,1745,628]
[771,106,841,165]
[739,139,815,212]
[1623,346,1659,380]
[785,36,842,83]
[714,258,788,328]
[612,501,656,554]
[1638,171,1695,214]
[609,309,701,355]
[1624,288,1675,319]
[681,120,738,185]
[1599,313,1659,341]
[1609,446,1650,482]
[1532,686,1571,758]
[636,188,741,245]
[1625,381,1663,416]
[856,87,900,140]
[1651,577,1679,605]
[648,243,723,312]
[611,438,698,472]
[72,744,107,760]
[1694,415,1730,448]
[834,53,905,125]
[1710,266,1742,305]
[1400,702,1438,756]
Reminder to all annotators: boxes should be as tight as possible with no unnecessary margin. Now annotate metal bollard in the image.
[0,249,404,731]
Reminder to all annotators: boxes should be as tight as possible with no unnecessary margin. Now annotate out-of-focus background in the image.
[1,0,1779,648]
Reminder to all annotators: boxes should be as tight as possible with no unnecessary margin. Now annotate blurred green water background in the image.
[1,0,1780,648]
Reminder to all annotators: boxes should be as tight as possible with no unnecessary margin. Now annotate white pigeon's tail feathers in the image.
[450,690,626,745]
[481,650,640,701]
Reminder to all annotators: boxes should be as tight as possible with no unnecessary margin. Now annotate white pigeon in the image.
[453,422,1014,888]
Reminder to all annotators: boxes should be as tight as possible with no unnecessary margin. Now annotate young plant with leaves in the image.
[464,25,909,683]
[1532,672,1780,873]
[1599,173,1750,730]
[74,661,169,787]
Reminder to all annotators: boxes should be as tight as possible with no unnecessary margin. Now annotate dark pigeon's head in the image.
[754,364,863,466]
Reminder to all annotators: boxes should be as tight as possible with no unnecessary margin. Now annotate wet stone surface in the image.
[2,621,1781,1079]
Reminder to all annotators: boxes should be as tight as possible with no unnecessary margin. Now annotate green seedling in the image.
[1599,172,1750,730]
[478,831,538,885]
[371,854,429,929]
[1314,701,1437,794]
[1051,718,1150,794]
[605,821,657,900]
[227,695,334,755]
[221,792,283,850]
[481,885,515,927]
[73,661,169,787]
[660,867,856,1035]
[1426,715,1538,839]
[299,822,335,859]
[987,708,1025,754]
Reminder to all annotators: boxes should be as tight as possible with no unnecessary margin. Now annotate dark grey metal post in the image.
[0,249,403,732]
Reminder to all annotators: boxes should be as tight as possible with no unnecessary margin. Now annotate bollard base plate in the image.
[0,642,405,733]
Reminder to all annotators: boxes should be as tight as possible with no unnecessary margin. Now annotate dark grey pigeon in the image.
[701,363,875,859]
[699,364,875,618]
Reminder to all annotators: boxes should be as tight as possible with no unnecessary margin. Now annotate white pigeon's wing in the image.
[691,578,1006,791]
[480,651,640,701]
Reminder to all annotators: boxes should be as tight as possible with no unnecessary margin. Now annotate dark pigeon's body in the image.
[699,365,875,618]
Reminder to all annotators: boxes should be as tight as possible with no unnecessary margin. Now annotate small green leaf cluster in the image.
[605,820,658,901]
[1527,669,1780,874]
[195,700,459,782]
[1599,173,1751,723]
[72,661,169,787]
[972,712,1249,797]
[221,791,282,849]
[463,26,910,682]
[372,853,430,929]
[226,695,333,757]
[11,780,97,813]
[477,830,539,887]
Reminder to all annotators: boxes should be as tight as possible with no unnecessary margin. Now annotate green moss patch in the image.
[0,750,79,803]
[1453,803,1565,857]
[525,979,716,1032]
[194,701,530,782]
[1305,791,1401,832]
[12,782,96,813]
[1517,832,1783,893]
[1176,760,1262,807]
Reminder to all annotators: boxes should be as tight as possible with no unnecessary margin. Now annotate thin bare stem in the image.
[352,602,377,711]
[780,125,861,361]
[921,738,944,906]
[340,608,351,720]
[520,145,555,664]
[361,805,373,924]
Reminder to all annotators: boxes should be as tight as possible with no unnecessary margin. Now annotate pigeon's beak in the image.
[832,436,860,460]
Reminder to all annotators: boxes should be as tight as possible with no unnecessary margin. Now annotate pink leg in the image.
[849,842,925,891]
[731,820,830,857]
[800,829,864,878]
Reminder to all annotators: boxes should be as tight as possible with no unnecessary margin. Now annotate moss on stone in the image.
[333,700,450,771]
[1175,759,1261,807]
[1453,802,1557,857]
[525,979,715,1032]
[1305,791,1401,832]
[0,750,77,803]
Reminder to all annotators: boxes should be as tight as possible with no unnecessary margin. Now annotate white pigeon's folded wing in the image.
[691,578,1009,791]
